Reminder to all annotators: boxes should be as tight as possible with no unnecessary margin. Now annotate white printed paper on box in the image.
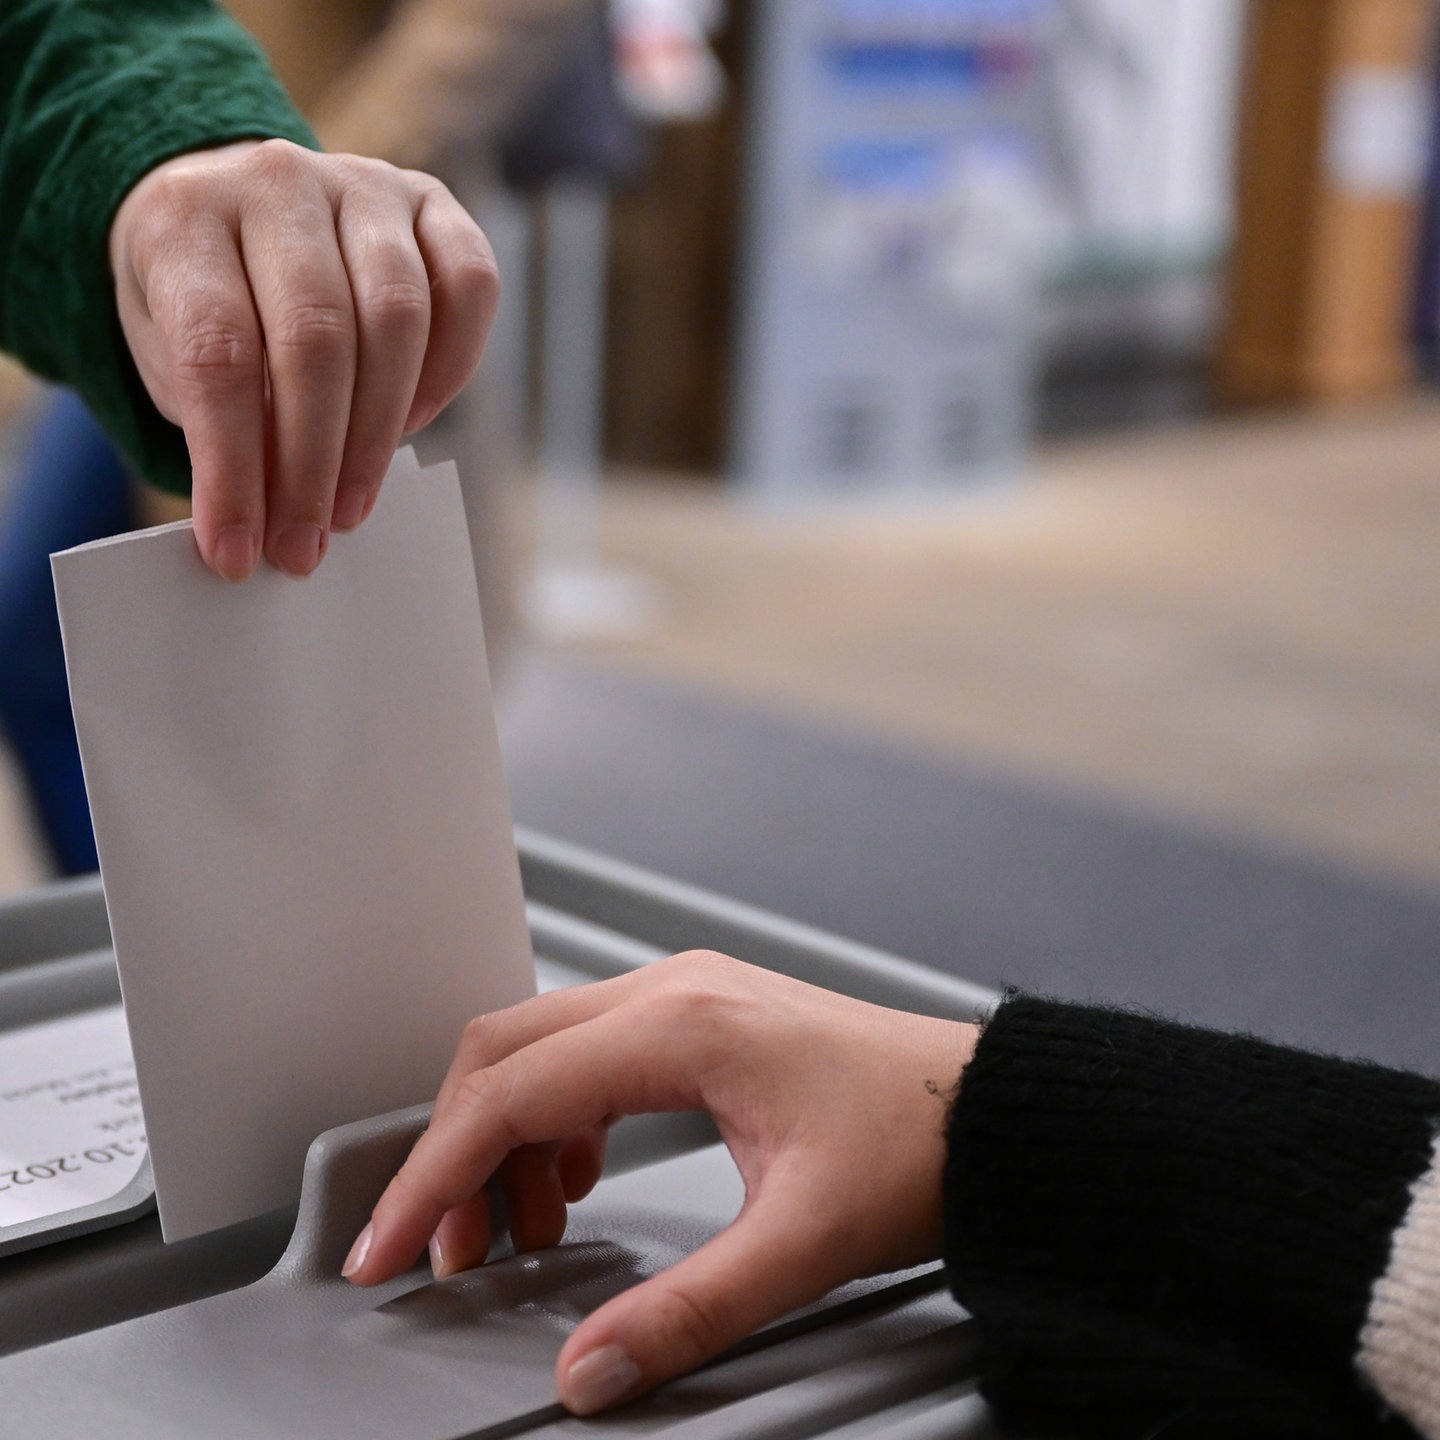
[52,451,535,1242]
[0,1006,145,1227]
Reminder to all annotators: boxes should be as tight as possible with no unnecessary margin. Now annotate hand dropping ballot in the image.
[51,451,535,1242]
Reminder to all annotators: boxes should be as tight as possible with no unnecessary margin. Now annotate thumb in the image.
[554,1179,849,1415]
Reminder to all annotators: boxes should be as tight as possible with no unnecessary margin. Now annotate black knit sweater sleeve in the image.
[0,0,316,494]
[943,996,1440,1439]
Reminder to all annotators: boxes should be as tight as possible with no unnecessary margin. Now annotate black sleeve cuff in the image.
[943,996,1440,1437]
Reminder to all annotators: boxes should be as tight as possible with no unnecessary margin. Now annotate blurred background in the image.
[5,0,1440,1069]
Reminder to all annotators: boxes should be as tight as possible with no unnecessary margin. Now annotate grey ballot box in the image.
[0,829,998,1439]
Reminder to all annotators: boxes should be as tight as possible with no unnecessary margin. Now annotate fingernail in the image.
[273,523,324,577]
[429,1233,450,1281]
[405,400,437,434]
[563,1344,642,1415]
[331,487,367,531]
[213,526,257,582]
[342,1222,373,1279]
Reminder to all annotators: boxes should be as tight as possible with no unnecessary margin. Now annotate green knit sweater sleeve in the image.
[0,0,318,494]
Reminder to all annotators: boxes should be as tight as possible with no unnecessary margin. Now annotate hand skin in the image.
[108,139,498,581]
[343,951,980,1416]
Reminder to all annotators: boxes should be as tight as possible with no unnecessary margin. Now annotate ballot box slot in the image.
[443,1271,970,1440]
[595,1324,982,1440]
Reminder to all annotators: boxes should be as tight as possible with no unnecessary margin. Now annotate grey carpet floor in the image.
[500,652,1440,1076]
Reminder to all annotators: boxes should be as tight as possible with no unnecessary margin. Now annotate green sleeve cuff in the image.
[0,0,318,494]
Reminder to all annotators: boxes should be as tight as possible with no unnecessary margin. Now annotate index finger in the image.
[432,970,643,1118]
[346,1004,703,1285]
[144,219,267,581]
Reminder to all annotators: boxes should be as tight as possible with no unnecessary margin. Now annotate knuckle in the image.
[173,322,262,384]
[427,221,498,304]
[335,151,391,185]
[451,1064,526,1150]
[450,243,500,304]
[363,273,431,333]
[668,949,736,973]
[387,1152,465,1219]
[387,1162,437,1210]
[458,1013,495,1061]
[653,1284,733,1366]
[270,299,355,357]
[406,170,451,199]
[657,950,742,993]
[647,953,755,1052]
[652,979,727,1036]
[130,169,195,234]
[454,1065,507,1122]
[244,137,309,186]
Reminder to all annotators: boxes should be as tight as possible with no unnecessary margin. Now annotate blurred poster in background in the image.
[1039,0,1245,432]
[1042,0,1243,275]
[732,0,1246,501]
[734,0,1055,502]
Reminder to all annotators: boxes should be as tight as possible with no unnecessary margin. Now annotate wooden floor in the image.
[564,398,1440,894]
[5,398,1440,898]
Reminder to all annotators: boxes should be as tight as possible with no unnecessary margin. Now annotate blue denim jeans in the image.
[0,391,134,874]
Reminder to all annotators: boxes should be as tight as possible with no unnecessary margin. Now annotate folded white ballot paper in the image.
[52,450,535,1242]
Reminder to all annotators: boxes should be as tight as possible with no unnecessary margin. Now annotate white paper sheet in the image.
[53,451,535,1241]
[0,1006,145,1228]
